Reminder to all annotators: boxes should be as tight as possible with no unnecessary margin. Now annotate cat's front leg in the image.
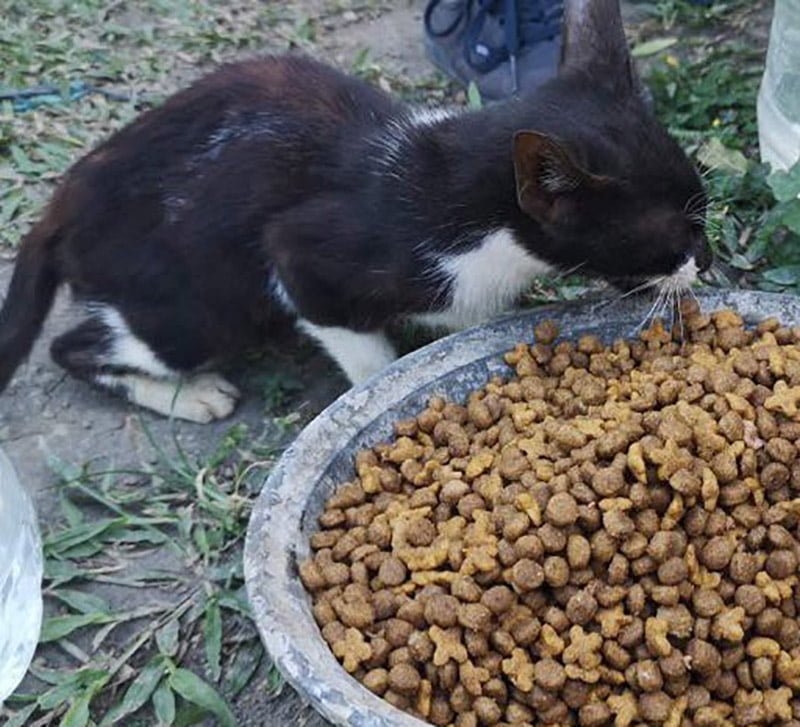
[264,197,399,384]
[297,321,396,385]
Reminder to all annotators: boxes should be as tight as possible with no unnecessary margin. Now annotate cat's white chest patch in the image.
[413,228,552,331]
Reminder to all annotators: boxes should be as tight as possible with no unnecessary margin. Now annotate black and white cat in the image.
[0,0,711,422]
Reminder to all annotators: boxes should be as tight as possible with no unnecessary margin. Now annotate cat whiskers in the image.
[684,191,707,217]
[662,280,683,341]
[592,275,665,315]
[553,260,588,282]
[693,213,722,234]
[633,286,668,335]
[684,280,701,306]
[653,269,699,341]
[700,260,733,286]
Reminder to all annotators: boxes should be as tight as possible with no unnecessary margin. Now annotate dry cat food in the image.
[300,301,800,727]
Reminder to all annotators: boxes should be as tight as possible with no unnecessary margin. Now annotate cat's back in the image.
[52,54,400,269]
[67,55,398,202]
[51,54,400,304]
[201,55,399,123]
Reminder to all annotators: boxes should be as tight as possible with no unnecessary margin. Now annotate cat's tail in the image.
[0,213,62,392]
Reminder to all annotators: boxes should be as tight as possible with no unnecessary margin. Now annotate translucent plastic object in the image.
[758,0,800,171]
[0,447,43,704]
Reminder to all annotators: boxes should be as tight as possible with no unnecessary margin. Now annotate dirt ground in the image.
[0,0,775,724]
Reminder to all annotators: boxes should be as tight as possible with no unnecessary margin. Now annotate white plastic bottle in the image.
[758,0,800,171]
[0,447,43,705]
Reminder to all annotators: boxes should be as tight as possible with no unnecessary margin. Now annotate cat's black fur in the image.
[0,0,711,417]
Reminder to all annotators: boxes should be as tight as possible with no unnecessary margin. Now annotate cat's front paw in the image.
[172,373,241,423]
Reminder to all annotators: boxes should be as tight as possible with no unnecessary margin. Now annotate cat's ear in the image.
[513,131,599,221]
[560,0,644,99]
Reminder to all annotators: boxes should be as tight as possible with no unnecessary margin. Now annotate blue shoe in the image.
[424,0,563,101]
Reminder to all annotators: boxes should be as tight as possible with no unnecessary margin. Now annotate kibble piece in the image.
[490,629,515,656]
[638,692,671,723]
[657,556,688,585]
[473,696,502,725]
[659,651,688,682]
[378,557,408,586]
[636,659,664,692]
[701,536,736,571]
[515,533,544,561]
[458,603,493,632]
[545,492,579,527]
[511,559,545,592]
[593,466,625,495]
[441,480,471,504]
[430,698,454,725]
[396,600,425,629]
[647,530,687,562]
[299,560,327,591]
[543,556,570,588]
[534,658,566,692]
[452,576,483,603]
[765,548,797,579]
[388,663,421,695]
[686,639,721,677]
[566,534,592,569]
[332,592,375,629]
[565,590,598,626]
[535,319,559,345]
[762,461,790,490]
[579,703,612,726]
[481,586,516,615]
[408,631,435,662]
[735,585,766,616]
[538,523,566,553]
[363,668,389,694]
[752,657,774,689]
[425,595,460,628]
[729,552,761,584]
[332,628,372,673]
[385,618,415,648]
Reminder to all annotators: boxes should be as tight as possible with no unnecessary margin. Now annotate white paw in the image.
[171,374,241,423]
[114,372,241,423]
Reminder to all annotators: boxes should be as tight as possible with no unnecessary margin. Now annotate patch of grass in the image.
[648,44,762,153]
[646,35,800,293]
[1,418,300,727]
[643,0,752,31]
[0,1,447,251]
[251,372,307,410]
[350,47,457,104]
[0,99,140,249]
[0,0,295,250]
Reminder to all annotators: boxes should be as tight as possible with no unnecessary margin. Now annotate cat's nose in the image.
[692,236,713,273]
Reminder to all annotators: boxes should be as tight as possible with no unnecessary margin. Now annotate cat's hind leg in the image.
[50,310,240,423]
[297,321,396,384]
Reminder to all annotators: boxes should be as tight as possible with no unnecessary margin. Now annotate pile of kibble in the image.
[299,301,800,727]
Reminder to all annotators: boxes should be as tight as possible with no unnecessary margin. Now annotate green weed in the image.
[0,0,293,250]
[643,0,751,30]
[647,43,800,292]
[1,419,298,726]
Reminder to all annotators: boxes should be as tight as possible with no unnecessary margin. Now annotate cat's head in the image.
[512,0,712,291]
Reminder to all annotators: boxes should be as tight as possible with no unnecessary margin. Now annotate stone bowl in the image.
[243,289,800,727]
